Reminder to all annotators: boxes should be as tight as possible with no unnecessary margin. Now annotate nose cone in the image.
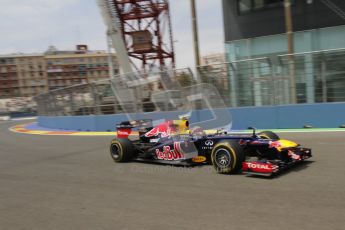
[279,139,298,148]
[269,139,298,151]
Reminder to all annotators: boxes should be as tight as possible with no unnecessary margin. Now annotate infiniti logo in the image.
[205,140,214,146]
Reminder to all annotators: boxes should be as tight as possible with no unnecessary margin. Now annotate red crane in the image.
[111,0,175,72]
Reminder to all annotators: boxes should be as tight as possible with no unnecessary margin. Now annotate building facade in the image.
[223,0,345,60]
[0,45,119,98]
[201,53,226,66]
[222,0,345,106]
[16,54,48,97]
[0,56,19,98]
[45,45,119,91]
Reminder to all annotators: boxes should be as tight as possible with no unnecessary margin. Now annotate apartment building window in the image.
[239,0,251,13]
[254,0,265,9]
[238,0,286,14]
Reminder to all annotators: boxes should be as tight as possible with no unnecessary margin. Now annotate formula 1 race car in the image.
[109,117,312,176]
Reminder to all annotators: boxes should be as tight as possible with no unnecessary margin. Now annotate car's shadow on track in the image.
[244,160,315,179]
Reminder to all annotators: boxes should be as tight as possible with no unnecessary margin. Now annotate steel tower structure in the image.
[98,0,175,73]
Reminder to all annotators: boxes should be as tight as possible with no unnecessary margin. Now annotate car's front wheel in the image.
[258,131,280,140]
[211,140,245,174]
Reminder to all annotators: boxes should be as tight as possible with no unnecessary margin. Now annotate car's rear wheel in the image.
[211,140,245,174]
[110,138,134,162]
[258,131,280,140]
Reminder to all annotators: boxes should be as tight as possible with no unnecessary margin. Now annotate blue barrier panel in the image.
[229,106,277,130]
[38,103,345,131]
[276,103,345,128]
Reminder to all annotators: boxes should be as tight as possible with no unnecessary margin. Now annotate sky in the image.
[0,0,224,69]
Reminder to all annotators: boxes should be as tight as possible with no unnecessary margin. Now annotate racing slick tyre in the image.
[258,131,280,140]
[211,140,245,174]
[110,138,135,162]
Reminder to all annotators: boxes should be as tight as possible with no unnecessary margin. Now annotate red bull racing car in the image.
[109,117,312,176]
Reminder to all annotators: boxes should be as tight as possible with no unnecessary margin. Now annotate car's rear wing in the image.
[116,119,153,138]
[116,119,152,129]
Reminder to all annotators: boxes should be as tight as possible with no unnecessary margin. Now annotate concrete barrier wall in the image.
[38,103,345,131]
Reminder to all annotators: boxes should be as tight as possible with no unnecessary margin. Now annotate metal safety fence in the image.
[35,49,345,116]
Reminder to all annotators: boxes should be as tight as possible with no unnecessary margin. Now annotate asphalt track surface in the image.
[1,120,345,230]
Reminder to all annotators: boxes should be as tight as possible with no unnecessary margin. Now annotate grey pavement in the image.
[0,121,344,230]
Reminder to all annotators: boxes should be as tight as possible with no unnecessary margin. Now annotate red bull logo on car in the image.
[145,123,172,138]
[269,141,282,149]
[155,142,184,160]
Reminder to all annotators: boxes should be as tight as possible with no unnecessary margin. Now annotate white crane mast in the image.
[96,0,133,76]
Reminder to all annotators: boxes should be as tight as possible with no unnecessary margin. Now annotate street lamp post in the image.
[190,0,201,67]
[284,0,297,104]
